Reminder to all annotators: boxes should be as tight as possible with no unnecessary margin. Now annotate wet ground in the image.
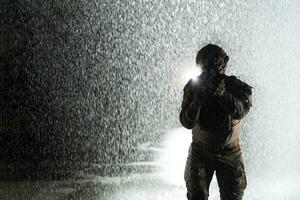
[0,170,215,200]
[1,129,299,200]
[1,164,300,200]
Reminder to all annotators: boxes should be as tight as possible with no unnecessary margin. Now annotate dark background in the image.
[0,0,186,167]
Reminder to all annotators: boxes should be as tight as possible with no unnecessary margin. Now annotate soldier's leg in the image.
[184,143,215,200]
[215,147,247,200]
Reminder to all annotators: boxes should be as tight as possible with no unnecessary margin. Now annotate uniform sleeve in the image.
[179,79,202,129]
[217,76,252,120]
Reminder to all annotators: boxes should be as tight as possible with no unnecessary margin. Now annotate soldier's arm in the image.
[179,79,202,129]
[217,77,252,120]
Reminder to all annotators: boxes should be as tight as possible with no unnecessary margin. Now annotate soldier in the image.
[179,44,252,200]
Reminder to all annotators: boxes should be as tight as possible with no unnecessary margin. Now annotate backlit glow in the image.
[157,128,192,186]
[182,64,202,84]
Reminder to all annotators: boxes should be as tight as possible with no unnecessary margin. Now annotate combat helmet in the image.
[196,44,229,72]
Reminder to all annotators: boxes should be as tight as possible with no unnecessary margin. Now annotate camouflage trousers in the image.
[184,142,247,200]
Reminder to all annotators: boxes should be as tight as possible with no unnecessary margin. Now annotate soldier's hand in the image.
[206,74,223,95]
[214,79,226,96]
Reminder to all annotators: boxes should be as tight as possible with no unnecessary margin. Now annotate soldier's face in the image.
[215,51,228,74]
[217,65,226,74]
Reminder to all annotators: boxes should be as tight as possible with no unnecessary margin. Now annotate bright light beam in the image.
[182,64,202,84]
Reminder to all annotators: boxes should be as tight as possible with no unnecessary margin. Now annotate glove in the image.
[205,73,225,96]
[213,79,226,96]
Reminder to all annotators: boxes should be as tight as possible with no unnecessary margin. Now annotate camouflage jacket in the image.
[179,72,252,145]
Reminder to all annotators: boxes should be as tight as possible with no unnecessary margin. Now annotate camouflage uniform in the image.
[180,72,252,200]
